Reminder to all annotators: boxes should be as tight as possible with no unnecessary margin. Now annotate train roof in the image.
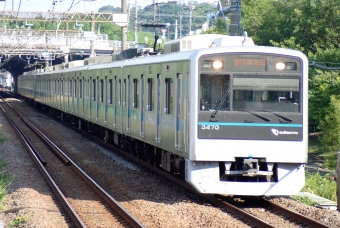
[20,41,307,77]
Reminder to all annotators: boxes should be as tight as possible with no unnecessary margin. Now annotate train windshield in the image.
[199,75,301,112]
[200,74,230,111]
[232,76,300,112]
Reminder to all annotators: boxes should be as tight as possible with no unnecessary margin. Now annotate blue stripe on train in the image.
[198,122,302,127]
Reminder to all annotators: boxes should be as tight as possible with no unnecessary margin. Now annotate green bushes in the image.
[302,172,337,202]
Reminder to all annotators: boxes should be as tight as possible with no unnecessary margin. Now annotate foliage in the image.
[0,124,5,144]
[7,215,31,227]
[292,195,318,206]
[0,158,15,212]
[302,172,337,202]
[308,69,340,127]
[318,95,340,155]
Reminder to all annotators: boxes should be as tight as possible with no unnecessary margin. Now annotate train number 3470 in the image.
[201,125,220,130]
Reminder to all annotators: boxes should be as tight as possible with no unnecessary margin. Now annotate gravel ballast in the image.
[0,98,339,227]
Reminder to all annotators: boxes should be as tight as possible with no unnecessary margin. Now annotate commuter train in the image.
[18,34,308,195]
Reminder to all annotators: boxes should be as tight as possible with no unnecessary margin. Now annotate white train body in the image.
[18,35,308,196]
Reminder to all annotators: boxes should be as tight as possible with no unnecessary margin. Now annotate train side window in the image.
[74,79,77,97]
[133,79,138,108]
[118,79,121,105]
[79,79,82,98]
[100,79,104,102]
[69,80,73,97]
[109,79,112,104]
[147,78,154,111]
[93,79,96,101]
[165,78,173,114]
[123,79,126,106]
[61,80,64,95]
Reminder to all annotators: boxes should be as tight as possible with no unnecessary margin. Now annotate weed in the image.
[292,196,318,206]
[302,172,337,202]
[7,215,31,227]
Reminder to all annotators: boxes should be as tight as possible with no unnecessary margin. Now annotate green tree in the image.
[308,68,340,128]
[319,95,340,168]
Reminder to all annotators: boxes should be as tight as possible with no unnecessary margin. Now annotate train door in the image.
[104,76,108,124]
[156,74,161,142]
[72,77,76,114]
[80,77,84,116]
[74,77,80,116]
[114,76,118,129]
[96,75,100,121]
[89,76,93,119]
[175,74,182,149]
[68,78,71,113]
[84,77,90,120]
[122,76,127,134]
[121,67,130,135]
[140,75,145,136]
[127,75,131,132]
[115,76,123,133]
[107,77,113,127]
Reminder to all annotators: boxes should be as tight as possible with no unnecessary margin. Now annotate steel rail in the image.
[1,97,145,228]
[76,129,274,228]
[0,100,87,228]
[75,125,332,228]
[260,199,331,228]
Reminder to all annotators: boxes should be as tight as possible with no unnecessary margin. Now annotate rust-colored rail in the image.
[0,96,144,228]
[260,199,331,228]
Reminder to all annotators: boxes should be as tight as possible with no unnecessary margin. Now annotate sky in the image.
[0,0,218,13]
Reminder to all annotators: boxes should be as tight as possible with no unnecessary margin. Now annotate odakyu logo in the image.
[271,129,298,136]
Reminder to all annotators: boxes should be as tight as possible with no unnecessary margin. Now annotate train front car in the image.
[186,46,308,195]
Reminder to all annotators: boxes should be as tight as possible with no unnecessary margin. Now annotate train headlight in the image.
[276,62,286,70]
[213,60,223,69]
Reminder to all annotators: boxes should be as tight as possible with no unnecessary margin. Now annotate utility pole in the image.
[121,0,127,50]
[134,0,138,44]
[153,0,156,24]
[90,21,95,57]
[175,20,178,39]
[179,14,182,38]
[188,5,195,35]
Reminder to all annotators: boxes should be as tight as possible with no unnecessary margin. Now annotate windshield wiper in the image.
[262,110,292,122]
[209,89,229,122]
[237,109,271,122]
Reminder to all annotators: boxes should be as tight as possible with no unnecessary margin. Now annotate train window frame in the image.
[165,78,173,115]
[133,78,138,108]
[123,79,126,106]
[118,79,121,106]
[100,79,104,103]
[79,79,83,98]
[147,78,153,111]
[74,79,77,98]
[109,79,113,104]
[92,79,96,101]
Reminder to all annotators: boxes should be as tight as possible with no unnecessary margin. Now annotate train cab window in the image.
[108,79,112,104]
[232,76,300,112]
[165,78,173,114]
[200,74,230,111]
[133,79,138,108]
[147,78,154,111]
[100,79,104,102]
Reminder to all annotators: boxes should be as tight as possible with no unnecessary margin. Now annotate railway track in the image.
[0,96,144,228]
[68,115,331,228]
[1,93,334,227]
